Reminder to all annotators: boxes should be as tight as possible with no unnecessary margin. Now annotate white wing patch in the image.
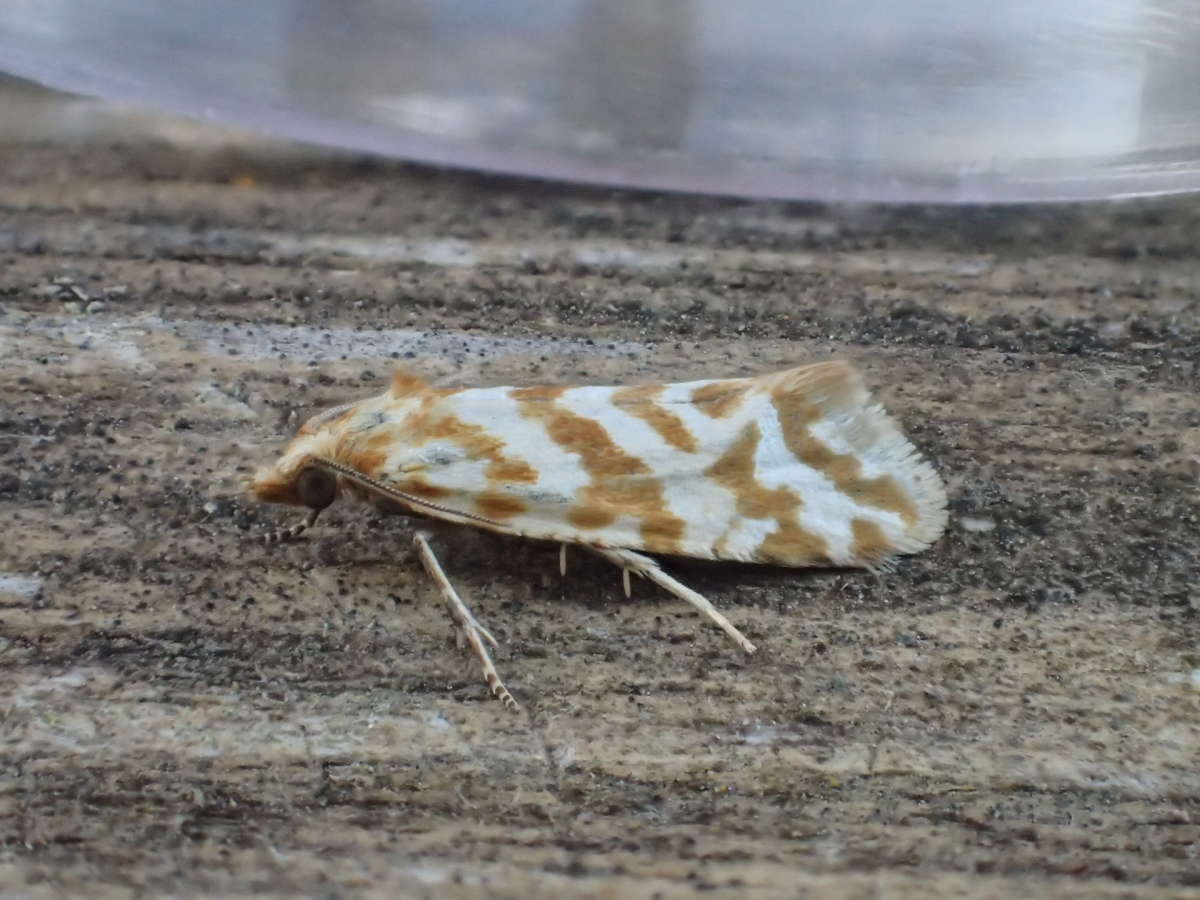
[448,386,591,502]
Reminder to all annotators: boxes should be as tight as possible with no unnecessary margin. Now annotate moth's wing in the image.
[365,381,714,547]
[362,385,590,540]
[562,361,946,566]
[679,361,948,567]
[369,363,946,568]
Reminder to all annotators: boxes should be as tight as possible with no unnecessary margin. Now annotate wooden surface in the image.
[1,87,1198,898]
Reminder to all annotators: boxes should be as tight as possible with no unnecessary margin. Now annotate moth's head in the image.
[250,402,356,512]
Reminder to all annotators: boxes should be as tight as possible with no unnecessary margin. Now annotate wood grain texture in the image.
[0,85,1197,899]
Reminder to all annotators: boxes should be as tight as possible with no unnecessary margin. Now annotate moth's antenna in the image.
[309,458,503,528]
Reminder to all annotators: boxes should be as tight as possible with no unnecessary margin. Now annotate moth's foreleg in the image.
[263,508,320,544]
[591,547,757,655]
[413,532,519,712]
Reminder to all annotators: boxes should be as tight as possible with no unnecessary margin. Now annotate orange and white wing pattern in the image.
[256,360,945,567]
[251,361,948,709]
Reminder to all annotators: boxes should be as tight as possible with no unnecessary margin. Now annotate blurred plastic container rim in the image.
[3,0,1200,203]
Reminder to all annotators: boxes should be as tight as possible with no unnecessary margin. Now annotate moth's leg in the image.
[263,508,320,544]
[559,543,568,577]
[591,547,757,655]
[413,532,519,712]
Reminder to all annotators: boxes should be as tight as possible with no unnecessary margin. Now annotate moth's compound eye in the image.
[296,467,337,511]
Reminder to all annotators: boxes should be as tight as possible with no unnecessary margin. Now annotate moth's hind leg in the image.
[413,532,519,712]
[591,547,757,655]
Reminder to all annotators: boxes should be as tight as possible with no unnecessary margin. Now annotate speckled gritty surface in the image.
[0,101,1198,898]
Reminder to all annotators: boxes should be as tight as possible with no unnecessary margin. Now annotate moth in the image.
[252,361,947,710]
